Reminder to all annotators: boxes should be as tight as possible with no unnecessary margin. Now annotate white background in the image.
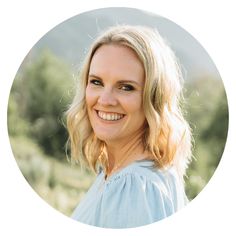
[0,0,236,235]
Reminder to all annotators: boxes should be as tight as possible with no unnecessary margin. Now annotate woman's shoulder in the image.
[105,159,187,203]
[98,160,185,228]
[102,160,185,206]
[73,160,187,228]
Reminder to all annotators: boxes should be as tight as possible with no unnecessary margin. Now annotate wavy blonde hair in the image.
[66,25,192,179]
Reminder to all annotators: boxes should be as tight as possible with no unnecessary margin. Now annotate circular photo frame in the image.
[7,7,228,228]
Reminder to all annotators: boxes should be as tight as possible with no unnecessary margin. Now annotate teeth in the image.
[98,111,124,121]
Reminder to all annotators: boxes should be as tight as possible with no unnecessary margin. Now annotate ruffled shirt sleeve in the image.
[71,162,187,228]
[97,173,175,228]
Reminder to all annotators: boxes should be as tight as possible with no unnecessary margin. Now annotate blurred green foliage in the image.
[8,50,228,216]
[9,50,73,159]
[9,136,95,216]
[184,77,228,199]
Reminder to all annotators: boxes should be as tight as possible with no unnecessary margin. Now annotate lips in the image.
[96,110,125,121]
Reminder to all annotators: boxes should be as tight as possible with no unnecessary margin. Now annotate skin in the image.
[86,44,150,175]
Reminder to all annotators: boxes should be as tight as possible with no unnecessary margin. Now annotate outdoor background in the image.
[7,8,228,217]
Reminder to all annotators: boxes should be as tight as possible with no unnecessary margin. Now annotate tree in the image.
[183,76,228,199]
[9,50,74,160]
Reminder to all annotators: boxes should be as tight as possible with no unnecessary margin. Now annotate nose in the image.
[97,88,118,106]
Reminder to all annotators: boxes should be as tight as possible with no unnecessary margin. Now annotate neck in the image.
[105,130,151,175]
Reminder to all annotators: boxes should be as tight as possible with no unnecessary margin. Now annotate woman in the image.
[66,25,192,228]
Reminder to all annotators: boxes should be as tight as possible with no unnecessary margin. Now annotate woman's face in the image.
[86,44,146,144]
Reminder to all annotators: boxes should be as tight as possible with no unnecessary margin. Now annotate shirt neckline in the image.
[103,159,155,182]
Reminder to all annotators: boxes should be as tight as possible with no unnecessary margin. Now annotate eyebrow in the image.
[88,74,141,86]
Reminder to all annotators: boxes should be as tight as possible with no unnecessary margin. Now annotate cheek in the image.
[121,94,143,114]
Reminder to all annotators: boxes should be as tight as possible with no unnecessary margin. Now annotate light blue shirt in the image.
[71,160,188,228]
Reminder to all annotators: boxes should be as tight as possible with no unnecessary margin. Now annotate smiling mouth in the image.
[96,110,125,121]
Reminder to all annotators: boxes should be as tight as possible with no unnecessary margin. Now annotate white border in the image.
[1,1,236,235]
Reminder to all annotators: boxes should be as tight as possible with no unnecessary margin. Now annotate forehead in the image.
[89,44,144,82]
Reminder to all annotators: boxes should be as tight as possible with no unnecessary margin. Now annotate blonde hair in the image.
[66,25,192,179]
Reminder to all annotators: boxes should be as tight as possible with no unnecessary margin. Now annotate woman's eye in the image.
[90,79,102,86]
[119,84,135,91]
